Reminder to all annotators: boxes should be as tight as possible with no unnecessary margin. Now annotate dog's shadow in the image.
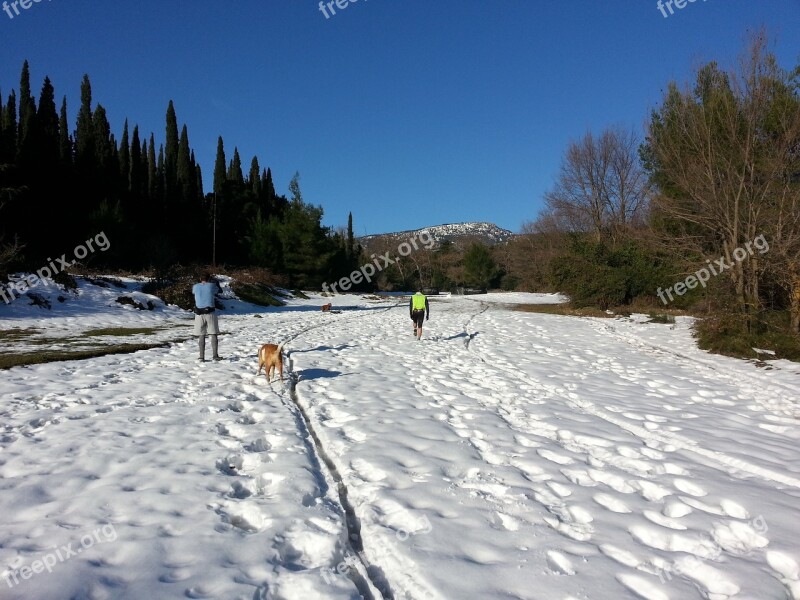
[289,344,353,354]
[293,368,344,381]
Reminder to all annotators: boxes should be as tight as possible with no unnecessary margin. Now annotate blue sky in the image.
[1,1,798,235]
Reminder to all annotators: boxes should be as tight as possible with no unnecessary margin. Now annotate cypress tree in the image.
[75,75,94,174]
[119,119,130,189]
[35,77,59,170]
[92,104,114,194]
[227,147,244,188]
[265,167,276,199]
[164,100,179,203]
[58,97,71,167]
[213,136,226,197]
[0,90,4,162]
[129,125,142,202]
[176,124,193,204]
[248,156,261,196]
[156,144,165,208]
[17,62,37,168]
[347,212,354,259]
[2,91,17,163]
[17,61,36,157]
[147,133,156,202]
[195,163,204,199]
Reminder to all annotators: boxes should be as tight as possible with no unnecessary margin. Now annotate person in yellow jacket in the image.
[409,290,429,340]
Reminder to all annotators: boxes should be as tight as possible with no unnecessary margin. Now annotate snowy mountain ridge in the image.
[359,221,515,248]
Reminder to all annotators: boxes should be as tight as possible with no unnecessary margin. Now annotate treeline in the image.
[501,33,799,357]
[0,61,360,288]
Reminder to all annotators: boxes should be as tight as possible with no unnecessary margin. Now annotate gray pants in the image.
[198,334,218,360]
[195,313,220,359]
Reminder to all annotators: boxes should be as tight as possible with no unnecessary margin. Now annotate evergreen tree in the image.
[195,163,204,199]
[36,77,59,170]
[1,91,16,164]
[176,124,193,204]
[118,119,130,191]
[92,104,115,193]
[164,100,179,203]
[248,156,261,196]
[17,61,36,161]
[129,125,142,202]
[264,167,276,199]
[463,243,497,289]
[156,144,165,213]
[213,136,226,196]
[147,133,157,202]
[75,75,94,165]
[347,212,354,259]
[227,147,244,188]
[289,171,302,204]
[58,97,71,167]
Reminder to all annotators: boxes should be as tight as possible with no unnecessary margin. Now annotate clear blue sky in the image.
[1,1,798,235]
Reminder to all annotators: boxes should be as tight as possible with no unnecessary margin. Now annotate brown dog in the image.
[321,303,332,312]
[256,342,285,382]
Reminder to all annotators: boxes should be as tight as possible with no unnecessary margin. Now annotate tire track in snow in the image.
[274,299,404,600]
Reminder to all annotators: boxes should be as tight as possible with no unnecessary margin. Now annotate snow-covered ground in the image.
[1,283,799,600]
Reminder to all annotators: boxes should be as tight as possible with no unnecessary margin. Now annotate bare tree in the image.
[542,127,650,243]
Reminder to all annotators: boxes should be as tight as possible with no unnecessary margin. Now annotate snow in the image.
[1,280,799,599]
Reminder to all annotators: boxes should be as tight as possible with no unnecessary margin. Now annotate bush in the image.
[647,313,676,324]
[141,265,195,310]
[52,271,78,292]
[116,296,155,311]
[551,236,673,309]
[694,311,800,361]
[232,282,286,307]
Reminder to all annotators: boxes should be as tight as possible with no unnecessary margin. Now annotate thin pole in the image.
[212,192,217,266]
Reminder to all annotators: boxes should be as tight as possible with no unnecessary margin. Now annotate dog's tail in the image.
[277,342,286,354]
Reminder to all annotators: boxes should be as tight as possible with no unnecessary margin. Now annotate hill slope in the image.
[359,221,515,250]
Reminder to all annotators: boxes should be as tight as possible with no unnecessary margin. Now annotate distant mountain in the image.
[359,222,515,251]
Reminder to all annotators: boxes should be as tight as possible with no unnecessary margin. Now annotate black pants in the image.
[411,309,425,329]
